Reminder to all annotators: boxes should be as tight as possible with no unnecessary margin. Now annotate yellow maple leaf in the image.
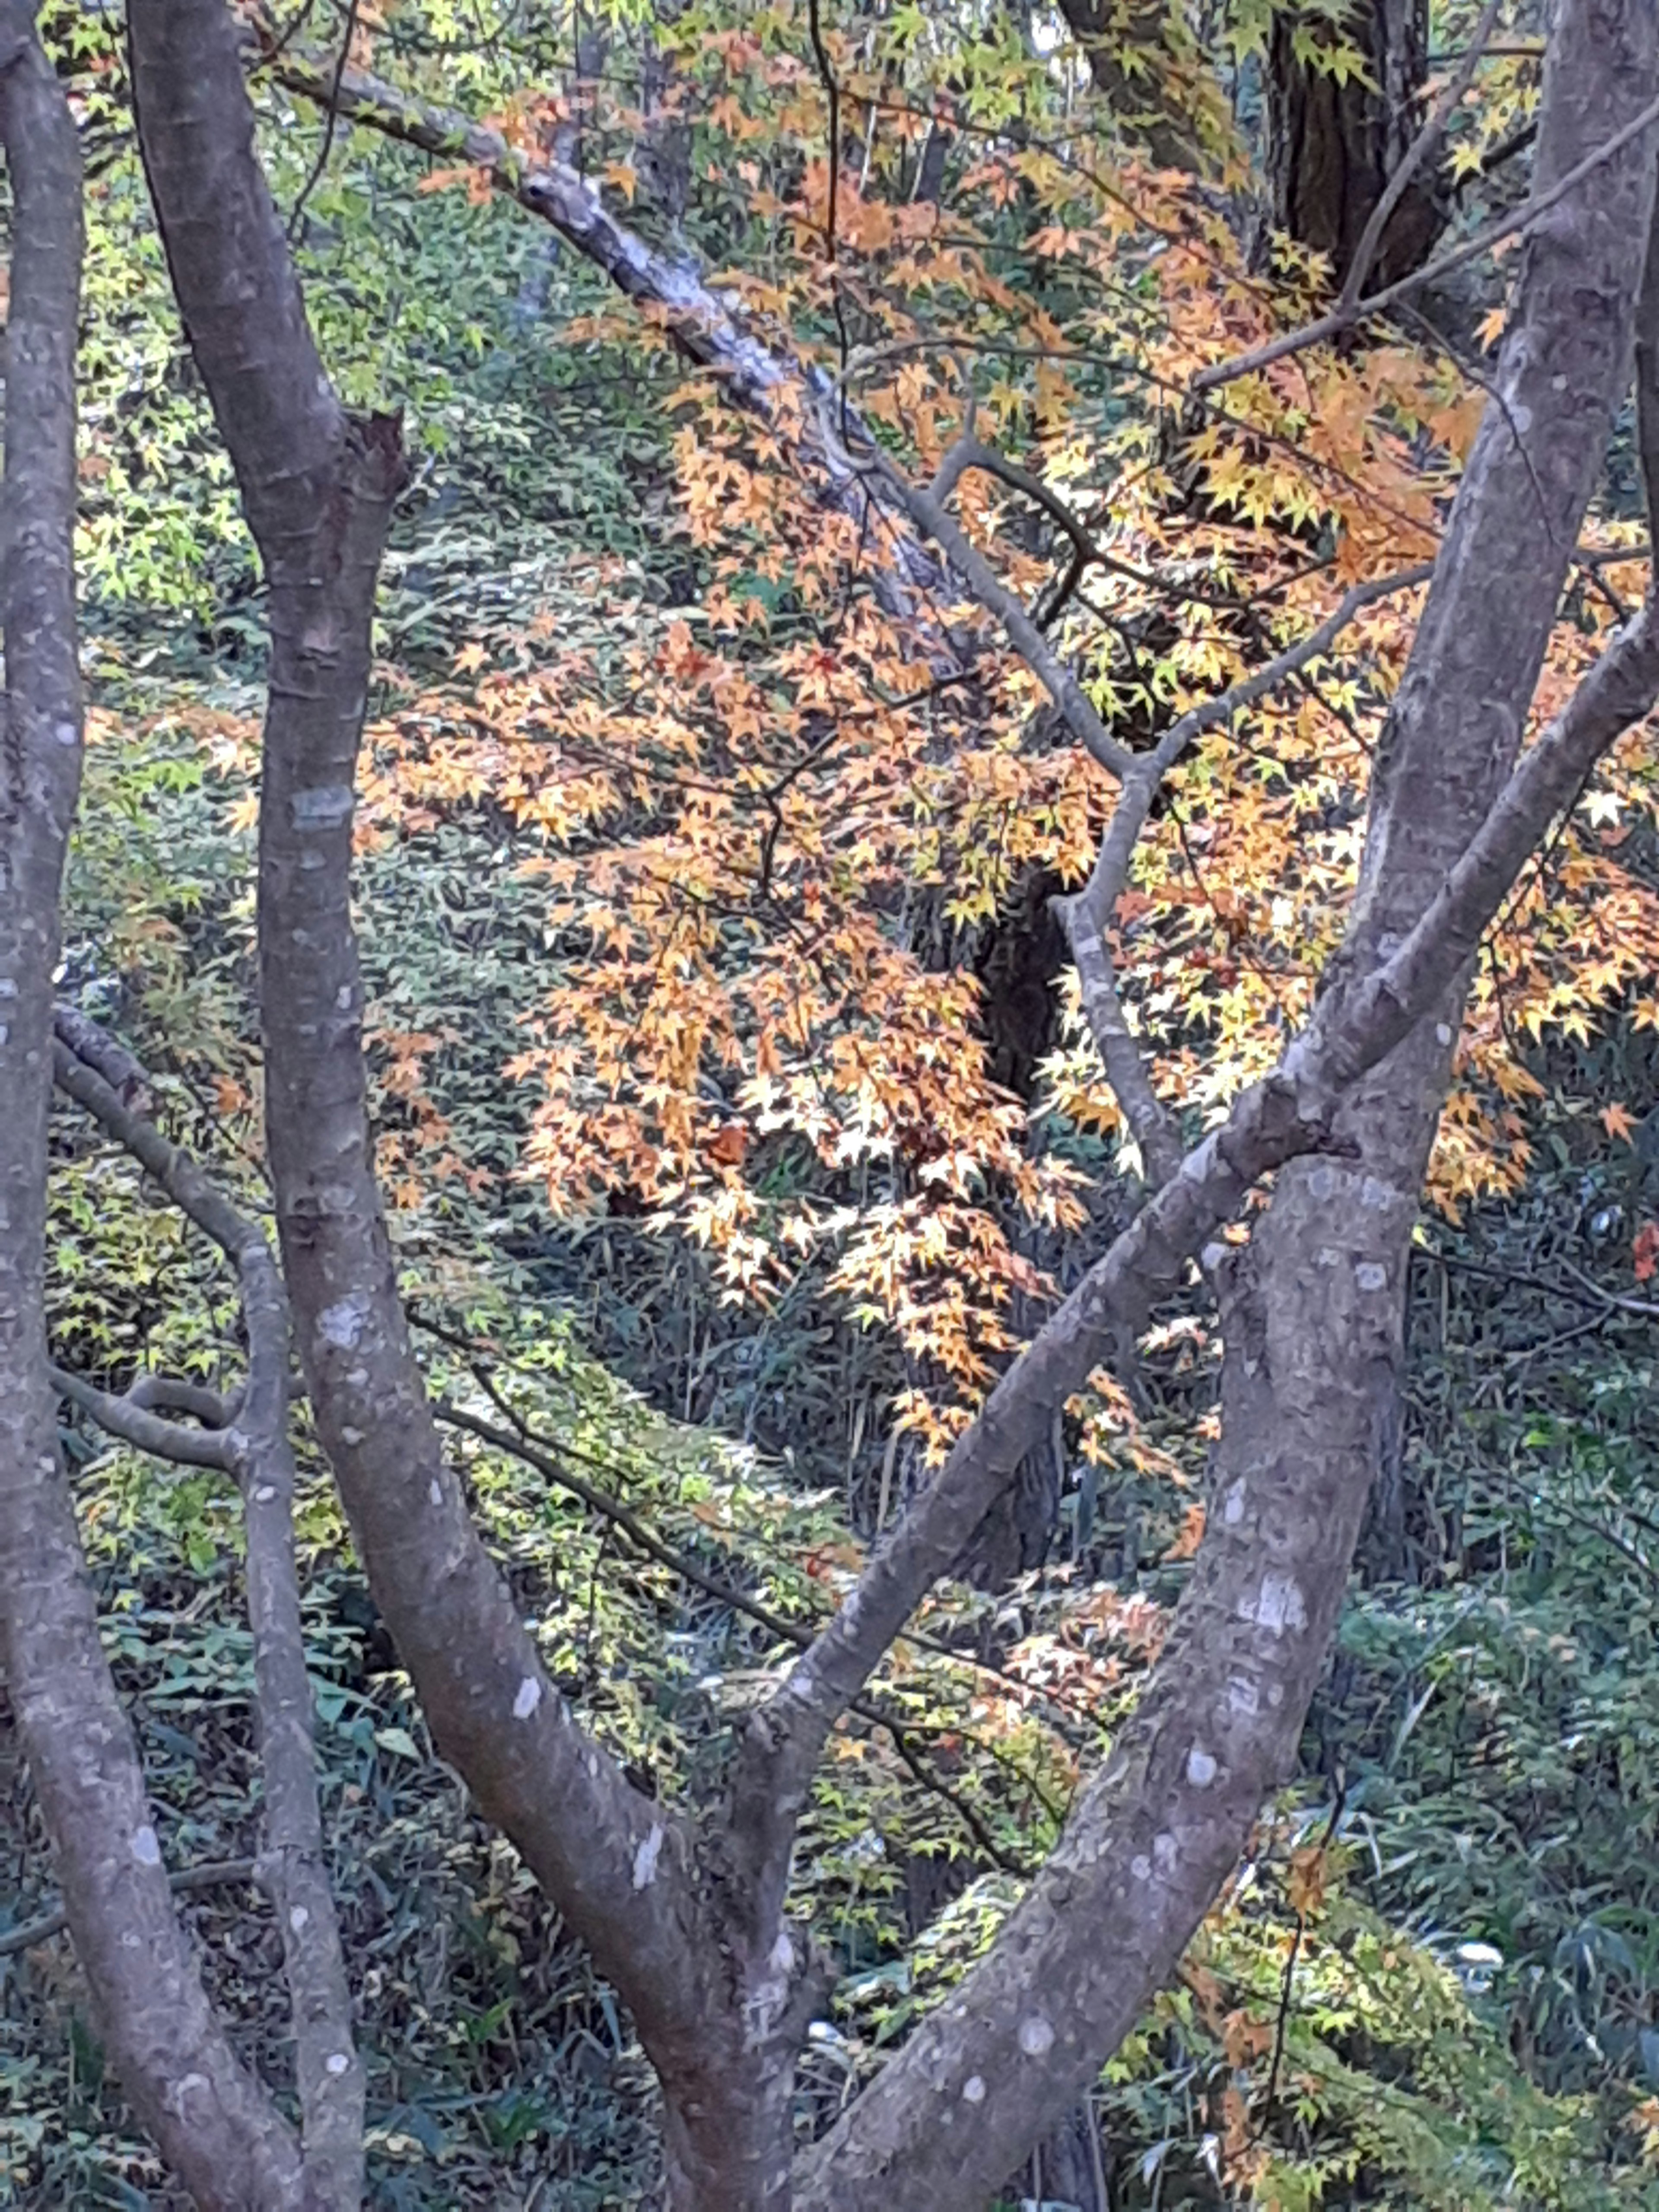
[1602,1102,1637,1143]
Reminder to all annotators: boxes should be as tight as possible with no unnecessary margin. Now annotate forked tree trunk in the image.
[1269,0,1443,290]
[121,0,1659,2206]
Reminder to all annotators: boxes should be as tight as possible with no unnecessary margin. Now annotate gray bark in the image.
[114,1,1659,2206]
[794,3,1659,2196]
[52,1037,365,2206]
[132,4,816,2205]
[0,8,307,2205]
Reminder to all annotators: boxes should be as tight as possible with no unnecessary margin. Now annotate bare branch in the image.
[52,1032,364,2202]
[50,1361,235,1468]
[864,426,1135,776]
[52,1003,151,1103]
[0,1858,261,1960]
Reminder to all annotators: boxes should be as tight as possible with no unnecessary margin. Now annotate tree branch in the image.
[794,11,1659,2196]
[50,1360,235,1468]
[255,23,946,625]
[1054,566,1432,1185]
[0,1858,261,1960]
[52,1033,364,2203]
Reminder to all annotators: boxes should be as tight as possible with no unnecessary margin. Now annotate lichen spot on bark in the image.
[770,1927,795,1973]
[512,1676,542,1720]
[1241,1572,1307,1635]
[1131,1853,1152,1880]
[130,1825,161,1866]
[1222,1479,1247,1526]
[317,1290,369,1350]
[429,1478,443,1504]
[1018,2015,1055,2057]
[961,2075,986,2103]
[289,1906,309,1933]
[288,783,354,832]
[632,1821,665,1889]
[1186,1745,1217,1788]
[1355,1260,1388,1291]
[325,2053,351,2075]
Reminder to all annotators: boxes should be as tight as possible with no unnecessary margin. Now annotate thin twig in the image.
[0,1859,261,1959]
[286,0,361,240]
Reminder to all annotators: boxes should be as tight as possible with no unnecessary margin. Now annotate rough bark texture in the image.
[793,5,1659,2198]
[1051,0,1211,171]
[0,10,308,2206]
[1269,0,1443,291]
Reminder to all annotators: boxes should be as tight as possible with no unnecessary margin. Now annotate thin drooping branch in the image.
[52,1034,364,2207]
[1195,86,1659,394]
[1337,0,1504,315]
[0,9,309,2204]
[0,1857,261,1961]
[439,1398,1037,1873]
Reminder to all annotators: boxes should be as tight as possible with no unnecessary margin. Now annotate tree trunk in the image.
[0,10,307,2204]
[792,5,1659,2197]
[130,6,822,2206]
[1269,0,1443,291]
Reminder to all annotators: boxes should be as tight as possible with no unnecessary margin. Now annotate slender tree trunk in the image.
[0,10,307,2205]
[131,6,821,2205]
[1269,0,1442,290]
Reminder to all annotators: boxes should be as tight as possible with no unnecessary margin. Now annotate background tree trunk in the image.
[1269,0,1443,290]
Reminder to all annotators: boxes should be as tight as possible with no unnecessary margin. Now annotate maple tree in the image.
[4,0,1659,2209]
